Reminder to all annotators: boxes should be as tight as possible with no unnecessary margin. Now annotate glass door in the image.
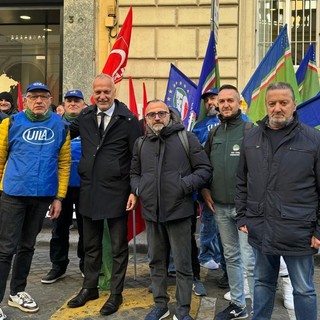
[0,7,62,106]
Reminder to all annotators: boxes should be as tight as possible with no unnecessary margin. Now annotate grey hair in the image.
[266,82,295,100]
[93,73,115,86]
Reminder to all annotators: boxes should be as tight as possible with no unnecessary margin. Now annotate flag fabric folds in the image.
[295,43,320,102]
[128,76,138,117]
[242,24,300,123]
[127,202,145,242]
[164,64,197,130]
[127,76,145,241]
[296,93,320,129]
[102,6,133,84]
[142,82,148,117]
[193,31,220,123]
[17,82,24,111]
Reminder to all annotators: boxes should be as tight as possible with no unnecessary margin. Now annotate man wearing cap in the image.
[192,88,221,268]
[0,91,18,116]
[0,82,70,318]
[192,88,225,292]
[192,88,220,145]
[41,89,86,284]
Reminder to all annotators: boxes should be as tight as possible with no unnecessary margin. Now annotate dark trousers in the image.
[50,187,84,271]
[82,214,128,294]
[146,217,193,318]
[0,193,52,302]
[191,207,201,279]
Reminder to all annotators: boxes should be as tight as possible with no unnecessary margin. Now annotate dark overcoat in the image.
[70,100,141,220]
[235,113,320,256]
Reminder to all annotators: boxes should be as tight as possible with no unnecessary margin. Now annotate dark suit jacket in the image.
[70,100,141,220]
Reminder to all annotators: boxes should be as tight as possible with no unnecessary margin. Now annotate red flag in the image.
[142,82,148,117]
[17,82,24,111]
[102,7,133,84]
[127,202,145,242]
[128,76,138,117]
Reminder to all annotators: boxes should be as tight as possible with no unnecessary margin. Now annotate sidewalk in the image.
[2,220,318,319]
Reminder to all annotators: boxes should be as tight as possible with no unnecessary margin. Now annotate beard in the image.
[207,107,218,116]
[150,123,165,135]
[269,115,292,129]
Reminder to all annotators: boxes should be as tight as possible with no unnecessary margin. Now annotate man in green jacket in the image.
[201,84,255,320]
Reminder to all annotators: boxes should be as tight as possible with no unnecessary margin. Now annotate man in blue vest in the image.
[0,82,71,319]
[42,89,86,284]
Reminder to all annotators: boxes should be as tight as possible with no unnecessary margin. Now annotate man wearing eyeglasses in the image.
[130,100,212,320]
[0,82,71,319]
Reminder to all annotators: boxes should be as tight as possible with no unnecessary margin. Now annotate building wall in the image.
[104,0,257,110]
[62,1,257,107]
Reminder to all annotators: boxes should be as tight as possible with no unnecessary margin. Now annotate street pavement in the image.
[2,220,320,320]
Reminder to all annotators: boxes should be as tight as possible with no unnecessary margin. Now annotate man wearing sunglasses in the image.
[130,100,212,320]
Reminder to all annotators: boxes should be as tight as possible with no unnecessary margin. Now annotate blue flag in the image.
[296,93,320,129]
[164,64,197,130]
[193,31,220,122]
[295,43,320,102]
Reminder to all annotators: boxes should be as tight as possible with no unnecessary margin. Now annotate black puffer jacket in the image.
[130,112,212,223]
[235,113,320,256]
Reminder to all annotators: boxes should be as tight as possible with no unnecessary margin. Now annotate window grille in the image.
[257,0,319,66]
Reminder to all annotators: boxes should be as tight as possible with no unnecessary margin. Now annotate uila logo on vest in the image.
[22,127,55,145]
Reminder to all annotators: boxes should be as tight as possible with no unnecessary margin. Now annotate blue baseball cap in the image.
[201,88,219,99]
[26,81,50,93]
[64,89,84,100]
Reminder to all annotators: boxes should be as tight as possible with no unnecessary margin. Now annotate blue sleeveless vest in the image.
[3,111,67,196]
[69,136,81,187]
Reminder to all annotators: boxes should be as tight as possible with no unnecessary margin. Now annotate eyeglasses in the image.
[26,95,50,101]
[145,111,169,119]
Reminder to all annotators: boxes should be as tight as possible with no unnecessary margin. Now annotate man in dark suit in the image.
[67,74,141,316]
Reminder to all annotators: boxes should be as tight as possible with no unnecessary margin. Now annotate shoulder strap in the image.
[136,136,147,160]
[178,130,190,160]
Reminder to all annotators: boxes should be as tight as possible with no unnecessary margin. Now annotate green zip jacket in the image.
[204,112,246,205]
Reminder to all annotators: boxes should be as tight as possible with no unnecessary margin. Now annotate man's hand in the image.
[126,193,138,211]
[201,188,215,213]
[240,225,248,234]
[311,235,320,250]
[48,199,62,220]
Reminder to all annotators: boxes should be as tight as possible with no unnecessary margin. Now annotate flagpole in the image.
[210,0,214,31]
[132,209,137,280]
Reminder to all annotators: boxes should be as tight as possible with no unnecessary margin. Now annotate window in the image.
[257,0,319,65]
[0,7,62,106]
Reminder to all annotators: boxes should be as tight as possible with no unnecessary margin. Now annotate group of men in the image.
[0,77,319,320]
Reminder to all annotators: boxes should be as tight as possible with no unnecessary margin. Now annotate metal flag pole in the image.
[132,209,137,280]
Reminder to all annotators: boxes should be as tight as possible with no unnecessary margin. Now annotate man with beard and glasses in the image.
[236,82,320,320]
[130,100,211,320]
[201,84,255,320]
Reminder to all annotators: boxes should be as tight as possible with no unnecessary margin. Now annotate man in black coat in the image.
[67,74,141,316]
[130,100,212,320]
[236,82,320,320]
